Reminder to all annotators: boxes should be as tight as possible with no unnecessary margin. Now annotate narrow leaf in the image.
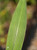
[6,0,27,50]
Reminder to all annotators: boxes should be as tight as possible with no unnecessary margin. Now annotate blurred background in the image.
[0,0,37,50]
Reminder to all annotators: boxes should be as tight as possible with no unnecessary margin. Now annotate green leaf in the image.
[6,0,27,50]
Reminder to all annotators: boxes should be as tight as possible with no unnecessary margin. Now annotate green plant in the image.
[0,0,36,49]
[6,0,27,50]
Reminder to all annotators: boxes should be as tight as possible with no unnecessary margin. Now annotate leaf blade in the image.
[6,0,27,50]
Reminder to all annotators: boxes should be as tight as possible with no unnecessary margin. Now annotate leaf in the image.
[6,0,27,50]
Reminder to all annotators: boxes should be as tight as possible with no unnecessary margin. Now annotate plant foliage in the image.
[6,0,27,50]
